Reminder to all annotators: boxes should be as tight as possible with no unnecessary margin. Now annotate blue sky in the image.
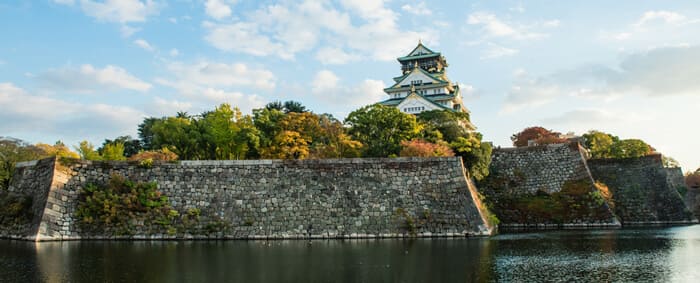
[1,0,699,171]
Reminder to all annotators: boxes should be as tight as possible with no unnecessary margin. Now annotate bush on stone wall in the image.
[76,174,179,236]
[484,179,613,224]
[0,192,33,227]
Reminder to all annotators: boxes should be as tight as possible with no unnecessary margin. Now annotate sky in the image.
[1,0,699,171]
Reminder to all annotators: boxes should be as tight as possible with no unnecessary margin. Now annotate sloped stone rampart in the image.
[588,155,697,225]
[0,158,56,240]
[2,157,494,241]
[478,143,620,229]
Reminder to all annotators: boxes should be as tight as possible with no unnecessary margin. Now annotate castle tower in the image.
[378,41,469,115]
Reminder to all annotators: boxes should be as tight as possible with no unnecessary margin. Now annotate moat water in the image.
[2,226,700,282]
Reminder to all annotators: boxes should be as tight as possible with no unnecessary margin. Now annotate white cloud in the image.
[467,12,546,40]
[401,2,432,16]
[202,0,436,61]
[133,38,154,51]
[315,47,359,65]
[169,48,179,57]
[155,61,273,113]
[481,43,519,59]
[159,61,276,91]
[205,0,232,20]
[308,70,384,110]
[311,70,340,93]
[543,20,560,28]
[634,11,687,27]
[203,21,293,59]
[36,64,151,93]
[120,25,141,37]
[150,96,192,116]
[607,10,699,42]
[502,45,700,112]
[71,0,162,23]
[0,82,144,140]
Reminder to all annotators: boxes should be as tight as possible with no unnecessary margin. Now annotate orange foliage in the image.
[128,149,178,162]
[399,139,454,157]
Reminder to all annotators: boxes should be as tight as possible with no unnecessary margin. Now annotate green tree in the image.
[138,117,163,151]
[101,142,126,161]
[35,141,80,159]
[75,141,101,161]
[0,138,47,190]
[150,116,202,160]
[417,110,473,142]
[345,104,422,157]
[450,133,492,180]
[282,100,307,113]
[101,136,141,157]
[582,130,618,158]
[199,103,260,160]
[609,139,653,158]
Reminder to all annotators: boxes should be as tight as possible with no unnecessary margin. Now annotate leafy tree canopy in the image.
[511,126,566,147]
[345,104,422,157]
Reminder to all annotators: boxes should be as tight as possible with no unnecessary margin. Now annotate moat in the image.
[2,226,699,282]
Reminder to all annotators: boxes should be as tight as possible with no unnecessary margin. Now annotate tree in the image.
[150,116,203,160]
[0,138,47,190]
[309,114,362,158]
[450,133,492,180]
[511,126,566,147]
[138,117,163,151]
[400,139,454,157]
[264,101,284,111]
[101,142,126,161]
[100,136,141,157]
[35,141,80,159]
[417,110,473,142]
[75,141,101,161]
[283,100,307,113]
[261,131,309,159]
[609,139,653,158]
[128,148,178,162]
[199,103,260,160]
[582,130,617,158]
[345,104,422,157]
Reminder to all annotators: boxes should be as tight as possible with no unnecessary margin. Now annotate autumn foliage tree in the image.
[511,126,566,147]
[399,139,454,157]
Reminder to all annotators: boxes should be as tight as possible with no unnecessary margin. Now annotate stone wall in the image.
[588,155,697,225]
[0,158,57,240]
[2,157,494,241]
[478,143,620,229]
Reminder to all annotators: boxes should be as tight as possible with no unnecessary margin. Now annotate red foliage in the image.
[511,126,567,147]
[399,139,454,157]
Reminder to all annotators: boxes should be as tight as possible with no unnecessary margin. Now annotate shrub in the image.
[399,139,454,157]
[75,174,175,235]
[128,148,178,162]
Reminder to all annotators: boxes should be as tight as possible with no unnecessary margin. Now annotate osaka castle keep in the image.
[378,41,469,115]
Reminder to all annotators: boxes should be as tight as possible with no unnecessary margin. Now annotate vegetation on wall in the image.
[581,130,654,159]
[4,100,490,182]
[511,126,567,147]
[75,174,179,235]
[0,192,33,227]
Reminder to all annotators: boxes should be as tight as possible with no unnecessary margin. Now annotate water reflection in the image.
[2,226,700,282]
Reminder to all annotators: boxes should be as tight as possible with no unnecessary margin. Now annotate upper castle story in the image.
[378,41,468,115]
